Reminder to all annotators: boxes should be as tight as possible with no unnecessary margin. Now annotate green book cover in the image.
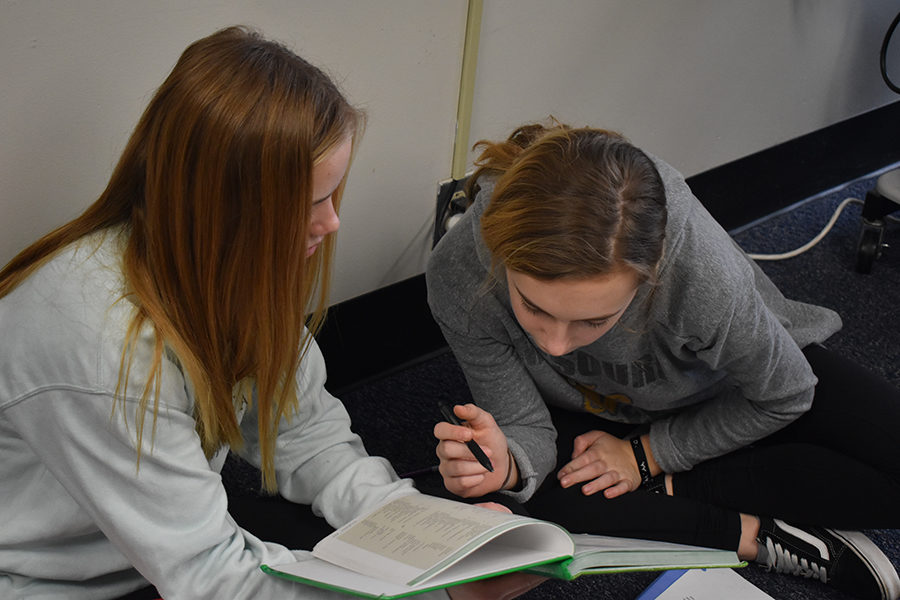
[526,533,745,580]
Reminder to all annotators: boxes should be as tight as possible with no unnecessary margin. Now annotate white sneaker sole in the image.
[829,529,900,600]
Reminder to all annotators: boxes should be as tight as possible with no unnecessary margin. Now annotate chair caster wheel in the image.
[855,169,900,273]
[856,224,883,274]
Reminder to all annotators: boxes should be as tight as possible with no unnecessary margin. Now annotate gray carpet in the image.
[226,171,900,599]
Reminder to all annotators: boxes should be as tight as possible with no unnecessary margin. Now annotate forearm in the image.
[648,387,812,473]
[435,318,558,500]
[638,433,663,477]
[7,390,342,599]
[241,339,417,527]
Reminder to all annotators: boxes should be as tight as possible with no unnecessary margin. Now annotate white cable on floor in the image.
[746,197,863,261]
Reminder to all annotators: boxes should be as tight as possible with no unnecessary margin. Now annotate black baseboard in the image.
[317,100,900,393]
[316,274,448,395]
[689,100,900,231]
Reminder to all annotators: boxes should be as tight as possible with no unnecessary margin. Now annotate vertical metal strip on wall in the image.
[451,0,483,180]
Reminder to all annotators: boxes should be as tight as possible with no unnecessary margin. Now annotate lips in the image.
[307,238,324,256]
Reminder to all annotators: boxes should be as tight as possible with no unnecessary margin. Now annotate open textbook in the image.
[261,494,744,599]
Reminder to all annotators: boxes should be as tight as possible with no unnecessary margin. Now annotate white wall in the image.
[1,1,899,304]
[468,0,900,177]
[0,0,466,304]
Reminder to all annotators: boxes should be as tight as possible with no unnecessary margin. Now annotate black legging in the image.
[526,344,900,551]
[117,344,900,598]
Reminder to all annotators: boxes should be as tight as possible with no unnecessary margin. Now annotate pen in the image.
[398,465,440,479]
[438,402,494,473]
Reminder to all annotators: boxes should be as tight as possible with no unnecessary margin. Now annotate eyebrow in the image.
[515,285,624,322]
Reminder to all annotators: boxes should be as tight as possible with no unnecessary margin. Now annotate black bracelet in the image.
[629,435,653,487]
[501,448,515,490]
[644,473,666,495]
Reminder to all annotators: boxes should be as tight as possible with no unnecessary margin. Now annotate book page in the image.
[311,494,572,586]
[570,534,731,552]
[570,533,741,569]
[526,534,742,578]
[332,494,513,570]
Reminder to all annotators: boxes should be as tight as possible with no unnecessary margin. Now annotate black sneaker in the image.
[756,517,900,600]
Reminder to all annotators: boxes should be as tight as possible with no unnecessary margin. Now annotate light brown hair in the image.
[472,122,667,284]
[0,26,363,490]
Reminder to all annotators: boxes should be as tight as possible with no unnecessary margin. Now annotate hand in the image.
[474,501,512,513]
[434,404,513,497]
[556,430,641,498]
[447,572,547,600]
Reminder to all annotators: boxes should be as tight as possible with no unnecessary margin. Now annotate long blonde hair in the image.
[0,26,363,491]
[472,123,667,284]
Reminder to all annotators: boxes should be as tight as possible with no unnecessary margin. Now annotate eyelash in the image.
[521,302,608,328]
[522,303,542,316]
[585,319,608,329]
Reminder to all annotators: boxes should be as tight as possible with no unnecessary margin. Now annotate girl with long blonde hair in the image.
[0,27,519,600]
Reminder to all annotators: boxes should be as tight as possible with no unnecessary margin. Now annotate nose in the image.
[537,321,575,356]
[311,198,341,236]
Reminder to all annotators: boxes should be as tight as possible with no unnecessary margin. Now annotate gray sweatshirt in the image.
[426,156,841,502]
[0,229,450,600]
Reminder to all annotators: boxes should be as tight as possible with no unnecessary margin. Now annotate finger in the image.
[558,452,588,475]
[448,573,547,600]
[558,447,604,480]
[455,403,497,431]
[602,479,633,499]
[558,460,607,488]
[576,470,623,496]
[441,456,493,478]
[437,440,483,463]
[434,421,474,443]
[446,473,488,496]
[571,430,604,458]
[474,501,512,513]
[438,440,496,478]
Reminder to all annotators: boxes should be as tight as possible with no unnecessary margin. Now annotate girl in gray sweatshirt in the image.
[427,123,900,600]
